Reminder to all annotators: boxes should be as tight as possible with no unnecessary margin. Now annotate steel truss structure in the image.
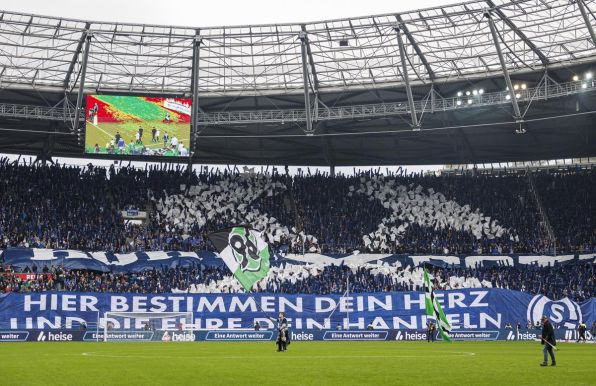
[0,0,594,95]
[0,77,593,125]
[0,0,595,165]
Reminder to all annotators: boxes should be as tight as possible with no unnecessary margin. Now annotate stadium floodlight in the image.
[467,99,473,104]
[521,84,527,90]
[513,84,519,90]
[582,83,588,89]
[586,72,593,80]
[472,90,478,96]
[515,93,521,99]
[102,311,194,342]
[505,94,511,100]
[456,100,462,106]
[479,89,484,95]
[572,75,579,81]
[457,91,463,97]
[465,91,471,96]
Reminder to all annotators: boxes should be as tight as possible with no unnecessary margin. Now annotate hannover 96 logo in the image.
[229,227,265,272]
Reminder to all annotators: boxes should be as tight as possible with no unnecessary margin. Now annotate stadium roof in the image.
[0,0,595,95]
[0,0,595,166]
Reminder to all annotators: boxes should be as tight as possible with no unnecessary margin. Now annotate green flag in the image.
[208,226,271,292]
[423,268,452,342]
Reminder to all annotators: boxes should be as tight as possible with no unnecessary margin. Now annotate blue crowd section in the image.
[1,255,594,302]
[0,157,594,256]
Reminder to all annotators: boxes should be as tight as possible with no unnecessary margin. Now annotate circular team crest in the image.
[228,227,266,272]
[527,295,582,329]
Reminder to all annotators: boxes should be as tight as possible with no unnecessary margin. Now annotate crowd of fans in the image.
[1,261,593,302]
[0,157,594,256]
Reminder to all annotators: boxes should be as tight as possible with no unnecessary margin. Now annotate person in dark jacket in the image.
[427,321,436,342]
[577,321,587,342]
[540,315,556,367]
[270,312,289,352]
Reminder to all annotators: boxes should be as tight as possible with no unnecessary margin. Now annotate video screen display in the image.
[85,95,191,157]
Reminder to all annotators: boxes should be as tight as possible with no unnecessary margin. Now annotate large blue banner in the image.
[0,289,593,333]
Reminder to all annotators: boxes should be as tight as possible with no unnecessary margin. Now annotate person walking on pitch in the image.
[540,315,556,367]
[270,312,289,352]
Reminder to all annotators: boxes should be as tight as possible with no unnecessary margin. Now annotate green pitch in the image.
[85,122,190,156]
[0,341,593,386]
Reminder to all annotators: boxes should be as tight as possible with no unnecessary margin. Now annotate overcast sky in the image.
[5,0,453,26]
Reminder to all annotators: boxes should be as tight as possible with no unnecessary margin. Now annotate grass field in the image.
[85,122,190,155]
[0,341,594,386]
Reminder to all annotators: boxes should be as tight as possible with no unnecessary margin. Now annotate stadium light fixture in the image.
[515,93,521,99]
[505,94,511,100]
[572,75,579,81]
[586,72,593,80]
[457,91,463,97]
[513,84,519,90]
[472,90,478,96]
[456,100,462,106]
[467,99,473,104]
[479,89,484,95]
[582,83,588,89]
[521,84,527,90]
[465,91,471,96]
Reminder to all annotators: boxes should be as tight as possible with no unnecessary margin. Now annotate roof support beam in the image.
[300,25,320,92]
[299,31,314,135]
[485,11,522,124]
[395,15,435,81]
[575,0,596,48]
[73,32,91,133]
[301,25,323,122]
[394,24,420,130]
[485,0,549,66]
[63,22,91,91]
[191,32,203,146]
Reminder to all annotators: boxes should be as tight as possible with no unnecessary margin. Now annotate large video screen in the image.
[85,95,191,157]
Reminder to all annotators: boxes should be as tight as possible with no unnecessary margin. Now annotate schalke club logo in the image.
[228,227,264,272]
[527,295,582,329]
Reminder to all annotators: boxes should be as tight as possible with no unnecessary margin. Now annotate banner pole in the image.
[346,273,350,330]
[96,311,99,342]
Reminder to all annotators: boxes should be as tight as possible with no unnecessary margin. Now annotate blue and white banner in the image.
[281,252,596,268]
[0,289,593,332]
[2,248,594,273]
[1,248,214,273]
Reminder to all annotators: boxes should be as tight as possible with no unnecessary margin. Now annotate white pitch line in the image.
[80,351,476,359]
[87,122,115,141]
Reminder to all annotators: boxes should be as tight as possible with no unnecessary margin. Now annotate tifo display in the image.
[84,95,191,157]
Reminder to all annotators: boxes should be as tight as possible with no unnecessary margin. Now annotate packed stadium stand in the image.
[1,158,593,255]
[1,158,594,302]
